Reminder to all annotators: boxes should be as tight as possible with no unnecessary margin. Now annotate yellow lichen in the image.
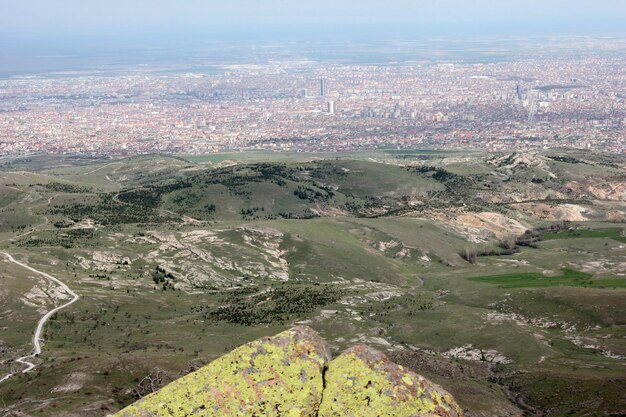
[113,328,461,417]
[113,327,328,417]
[318,348,462,417]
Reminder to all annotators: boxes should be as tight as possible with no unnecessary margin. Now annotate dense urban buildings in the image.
[0,42,624,156]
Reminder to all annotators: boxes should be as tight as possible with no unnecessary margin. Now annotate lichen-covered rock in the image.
[318,344,462,417]
[114,326,330,417]
[114,328,463,417]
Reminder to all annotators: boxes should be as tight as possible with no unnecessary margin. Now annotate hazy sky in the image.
[1,0,625,35]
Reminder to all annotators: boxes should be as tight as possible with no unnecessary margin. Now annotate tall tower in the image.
[515,84,524,102]
[327,100,335,115]
[516,84,523,103]
[320,79,326,97]
[528,98,538,122]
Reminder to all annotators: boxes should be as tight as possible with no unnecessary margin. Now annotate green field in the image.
[382,149,464,155]
[469,268,626,289]
[183,153,237,164]
[542,227,626,243]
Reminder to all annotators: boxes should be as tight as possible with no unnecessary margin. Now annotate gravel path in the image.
[0,251,79,383]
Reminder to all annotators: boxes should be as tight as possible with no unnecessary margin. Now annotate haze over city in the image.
[2,0,626,33]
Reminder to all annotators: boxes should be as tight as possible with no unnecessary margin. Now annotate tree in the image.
[462,246,477,264]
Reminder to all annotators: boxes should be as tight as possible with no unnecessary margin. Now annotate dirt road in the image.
[0,252,79,382]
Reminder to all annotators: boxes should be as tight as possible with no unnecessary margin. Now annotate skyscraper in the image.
[327,100,335,115]
[516,84,523,103]
[320,79,326,97]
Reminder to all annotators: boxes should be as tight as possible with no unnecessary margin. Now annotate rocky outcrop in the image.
[115,326,329,416]
[319,345,462,417]
[113,326,461,417]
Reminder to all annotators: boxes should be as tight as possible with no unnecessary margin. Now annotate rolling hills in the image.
[0,150,624,416]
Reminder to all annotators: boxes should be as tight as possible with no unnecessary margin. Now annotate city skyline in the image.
[1,48,623,156]
[0,2,624,157]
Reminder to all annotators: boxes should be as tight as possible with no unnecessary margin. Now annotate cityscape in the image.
[1,38,624,156]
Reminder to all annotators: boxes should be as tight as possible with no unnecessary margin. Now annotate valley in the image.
[0,149,624,416]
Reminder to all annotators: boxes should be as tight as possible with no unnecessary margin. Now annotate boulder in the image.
[319,345,462,417]
[114,326,330,416]
[114,327,462,417]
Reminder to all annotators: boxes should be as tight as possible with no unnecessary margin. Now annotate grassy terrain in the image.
[183,153,237,164]
[0,150,624,417]
[542,227,626,243]
[468,268,626,288]
[180,150,398,164]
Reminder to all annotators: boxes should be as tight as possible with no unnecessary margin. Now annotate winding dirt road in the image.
[0,252,79,383]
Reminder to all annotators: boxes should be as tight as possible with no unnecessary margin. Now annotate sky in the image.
[1,0,625,36]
